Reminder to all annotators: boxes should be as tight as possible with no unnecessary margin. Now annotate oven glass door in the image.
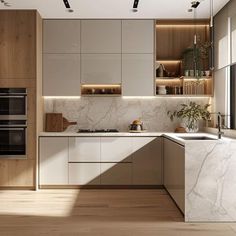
[0,127,26,158]
[0,96,26,116]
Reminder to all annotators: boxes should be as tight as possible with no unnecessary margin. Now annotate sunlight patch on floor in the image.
[0,189,80,217]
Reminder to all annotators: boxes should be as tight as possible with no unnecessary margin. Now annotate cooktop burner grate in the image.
[78,129,119,133]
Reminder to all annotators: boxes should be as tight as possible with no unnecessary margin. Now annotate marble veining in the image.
[44,97,210,132]
[185,140,236,222]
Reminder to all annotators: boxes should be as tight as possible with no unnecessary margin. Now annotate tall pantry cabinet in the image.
[0,10,43,189]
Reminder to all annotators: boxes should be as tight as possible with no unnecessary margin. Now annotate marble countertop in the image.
[39,131,233,145]
[39,131,163,137]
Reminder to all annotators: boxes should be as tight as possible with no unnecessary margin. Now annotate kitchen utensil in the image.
[45,113,63,132]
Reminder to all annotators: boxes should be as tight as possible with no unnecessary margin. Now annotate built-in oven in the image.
[0,88,27,120]
[0,120,27,159]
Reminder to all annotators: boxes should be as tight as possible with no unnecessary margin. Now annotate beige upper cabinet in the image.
[122,54,154,96]
[214,6,229,70]
[43,54,80,96]
[81,54,121,84]
[81,20,121,53]
[43,20,80,53]
[122,20,154,53]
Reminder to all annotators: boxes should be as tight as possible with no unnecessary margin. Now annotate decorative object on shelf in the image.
[81,84,121,96]
[167,102,211,133]
[156,63,166,77]
[157,85,167,95]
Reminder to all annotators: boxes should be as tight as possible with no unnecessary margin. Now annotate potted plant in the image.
[167,102,211,132]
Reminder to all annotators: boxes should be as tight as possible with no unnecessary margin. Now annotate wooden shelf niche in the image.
[81,84,121,96]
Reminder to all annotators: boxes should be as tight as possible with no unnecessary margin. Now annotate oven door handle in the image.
[0,125,27,128]
[0,127,26,130]
[0,95,26,98]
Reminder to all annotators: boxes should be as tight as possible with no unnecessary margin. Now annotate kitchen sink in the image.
[177,136,218,140]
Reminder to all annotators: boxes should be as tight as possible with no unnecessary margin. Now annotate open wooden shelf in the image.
[156,77,213,96]
[81,84,121,96]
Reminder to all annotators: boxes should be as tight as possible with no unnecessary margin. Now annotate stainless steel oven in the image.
[0,120,27,159]
[0,88,27,120]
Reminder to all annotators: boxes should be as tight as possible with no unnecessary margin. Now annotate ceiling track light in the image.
[132,0,139,12]
[191,1,200,8]
[0,0,11,7]
[63,0,74,12]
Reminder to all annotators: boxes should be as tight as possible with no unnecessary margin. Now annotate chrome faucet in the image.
[217,112,224,139]
[210,112,224,139]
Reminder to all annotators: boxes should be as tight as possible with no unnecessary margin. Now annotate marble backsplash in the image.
[44,97,210,132]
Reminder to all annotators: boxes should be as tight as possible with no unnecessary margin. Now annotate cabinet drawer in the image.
[39,137,68,185]
[101,163,132,185]
[69,137,100,162]
[101,137,133,162]
[69,163,100,185]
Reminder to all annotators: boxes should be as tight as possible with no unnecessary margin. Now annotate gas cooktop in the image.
[77,129,119,133]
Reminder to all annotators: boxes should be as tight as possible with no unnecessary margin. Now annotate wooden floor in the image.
[0,189,236,236]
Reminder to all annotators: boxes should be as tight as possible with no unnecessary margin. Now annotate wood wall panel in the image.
[0,10,36,79]
[156,22,210,60]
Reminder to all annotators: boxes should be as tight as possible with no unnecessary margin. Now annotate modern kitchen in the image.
[1,0,236,235]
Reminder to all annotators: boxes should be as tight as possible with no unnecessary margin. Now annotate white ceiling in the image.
[0,0,230,19]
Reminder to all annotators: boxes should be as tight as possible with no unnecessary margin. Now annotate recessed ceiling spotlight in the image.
[132,0,139,12]
[63,0,74,12]
[0,0,11,7]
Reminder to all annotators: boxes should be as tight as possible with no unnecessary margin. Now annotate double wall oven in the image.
[0,88,27,159]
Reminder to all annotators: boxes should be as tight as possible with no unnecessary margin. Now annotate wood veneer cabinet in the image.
[0,11,36,79]
[0,10,43,189]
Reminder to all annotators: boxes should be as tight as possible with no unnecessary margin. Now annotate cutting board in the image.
[45,113,77,132]
[45,113,63,132]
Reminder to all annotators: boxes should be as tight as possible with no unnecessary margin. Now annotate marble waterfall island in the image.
[185,138,236,222]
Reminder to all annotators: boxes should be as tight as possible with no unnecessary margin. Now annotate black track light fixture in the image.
[191,1,200,8]
[63,0,74,12]
[0,0,11,7]
[132,0,139,12]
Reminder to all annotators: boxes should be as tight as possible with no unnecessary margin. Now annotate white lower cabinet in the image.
[39,137,68,185]
[132,137,163,185]
[164,138,185,213]
[101,137,133,162]
[101,163,132,185]
[69,137,100,162]
[39,136,162,187]
[69,163,100,185]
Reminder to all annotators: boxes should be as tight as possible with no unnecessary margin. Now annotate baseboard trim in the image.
[39,185,164,189]
[0,186,35,190]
